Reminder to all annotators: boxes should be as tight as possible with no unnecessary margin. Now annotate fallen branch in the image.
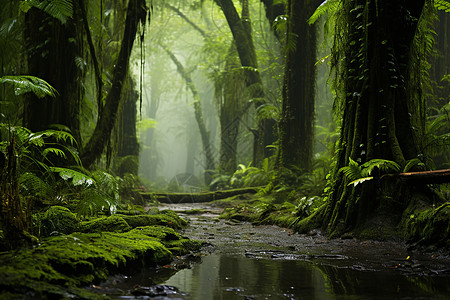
[396,169,450,184]
[141,187,260,204]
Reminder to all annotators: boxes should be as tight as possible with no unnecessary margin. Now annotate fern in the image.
[50,166,94,186]
[20,0,74,24]
[308,0,341,25]
[0,75,58,98]
[435,0,450,12]
[360,159,400,177]
[339,157,361,182]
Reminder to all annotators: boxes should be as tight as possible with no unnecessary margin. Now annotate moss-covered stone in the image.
[39,205,79,236]
[79,215,132,233]
[0,223,202,299]
[118,210,188,229]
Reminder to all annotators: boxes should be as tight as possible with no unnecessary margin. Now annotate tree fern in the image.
[0,75,58,98]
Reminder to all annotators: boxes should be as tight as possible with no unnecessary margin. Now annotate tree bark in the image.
[277,0,317,174]
[215,0,276,165]
[24,6,83,143]
[324,0,426,233]
[80,0,147,167]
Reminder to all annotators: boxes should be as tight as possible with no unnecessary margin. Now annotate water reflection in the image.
[164,253,450,300]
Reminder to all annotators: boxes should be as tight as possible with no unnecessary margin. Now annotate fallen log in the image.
[395,169,450,184]
[140,187,260,204]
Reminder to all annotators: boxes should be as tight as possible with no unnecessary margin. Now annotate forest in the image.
[0,0,450,298]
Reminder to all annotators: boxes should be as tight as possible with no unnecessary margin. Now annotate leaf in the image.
[308,0,341,25]
[348,176,373,187]
[42,147,67,159]
[50,166,94,186]
[435,0,450,12]
[0,75,58,98]
[35,0,74,24]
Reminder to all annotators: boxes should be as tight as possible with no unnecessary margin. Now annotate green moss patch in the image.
[79,215,132,233]
[0,223,202,299]
[404,202,450,248]
[118,210,188,229]
[39,205,79,236]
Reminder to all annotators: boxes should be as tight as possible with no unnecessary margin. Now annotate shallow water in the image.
[90,203,450,299]
[165,252,450,300]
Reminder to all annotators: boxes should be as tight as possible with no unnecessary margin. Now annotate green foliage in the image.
[434,0,450,12]
[339,158,402,187]
[0,75,58,98]
[308,0,341,25]
[38,206,79,237]
[19,0,74,24]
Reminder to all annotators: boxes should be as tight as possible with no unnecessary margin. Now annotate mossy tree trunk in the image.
[162,46,216,185]
[80,0,147,167]
[215,0,276,165]
[116,75,140,176]
[24,4,84,143]
[277,0,317,174]
[324,0,426,234]
[216,45,246,174]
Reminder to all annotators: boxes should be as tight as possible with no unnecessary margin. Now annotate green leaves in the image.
[308,0,341,25]
[340,158,401,187]
[0,75,58,98]
[435,0,450,12]
[19,0,73,24]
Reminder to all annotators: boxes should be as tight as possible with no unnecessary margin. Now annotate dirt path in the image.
[161,202,450,275]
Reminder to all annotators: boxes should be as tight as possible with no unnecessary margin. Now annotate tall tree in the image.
[277,0,317,174]
[24,2,83,142]
[215,0,276,165]
[323,0,428,234]
[80,0,147,167]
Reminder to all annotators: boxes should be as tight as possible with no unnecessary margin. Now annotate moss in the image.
[0,225,187,298]
[118,210,188,229]
[403,202,450,248]
[79,215,132,233]
[39,205,79,236]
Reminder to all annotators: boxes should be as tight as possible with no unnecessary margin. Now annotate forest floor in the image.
[162,201,450,276]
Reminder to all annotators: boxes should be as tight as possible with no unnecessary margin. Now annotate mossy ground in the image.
[216,193,449,249]
[0,206,202,299]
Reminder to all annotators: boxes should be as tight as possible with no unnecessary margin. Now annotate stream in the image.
[87,203,450,299]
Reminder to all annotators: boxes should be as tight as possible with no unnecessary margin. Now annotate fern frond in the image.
[308,0,341,25]
[0,75,58,98]
[256,103,280,121]
[360,159,400,176]
[36,0,73,24]
[403,158,425,172]
[30,129,78,146]
[348,176,373,187]
[50,166,94,186]
[339,157,362,182]
[435,0,450,12]
[20,172,55,198]
[42,147,67,159]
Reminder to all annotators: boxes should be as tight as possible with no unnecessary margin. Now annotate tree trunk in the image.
[162,46,216,185]
[277,0,317,174]
[80,0,147,167]
[215,0,276,165]
[24,6,83,143]
[217,45,246,174]
[324,0,426,234]
[116,75,140,176]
